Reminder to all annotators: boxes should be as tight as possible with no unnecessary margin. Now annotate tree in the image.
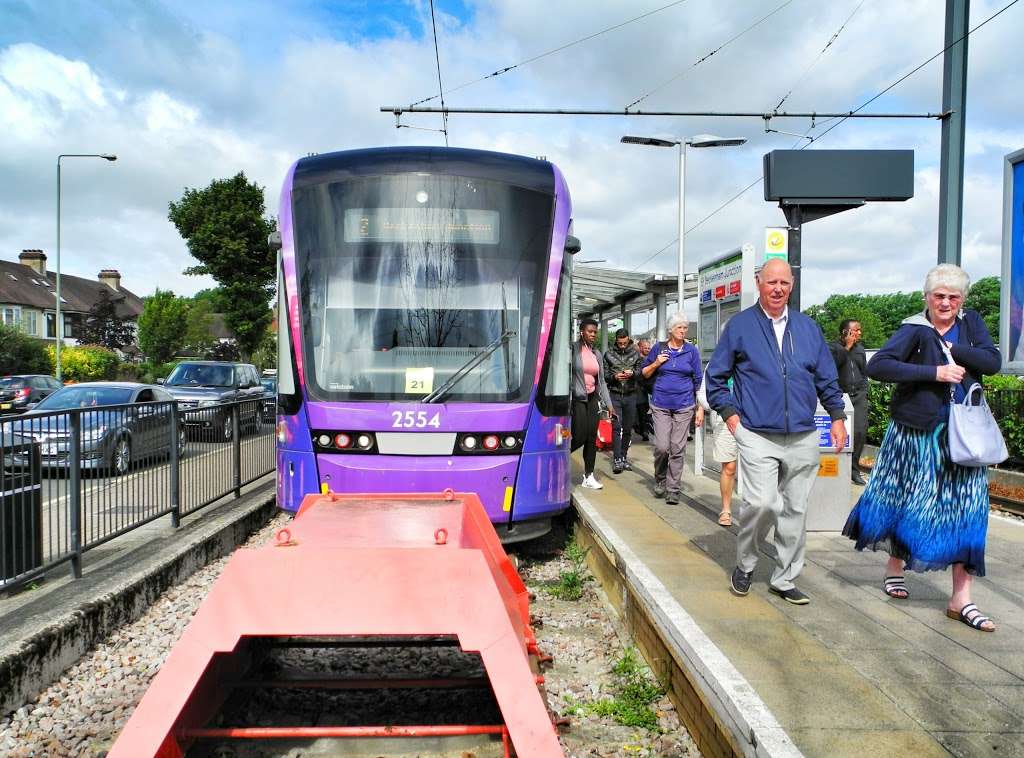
[965,275,1000,342]
[168,173,276,359]
[138,289,189,364]
[0,323,51,375]
[805,296,887,348]
[805,290,925,346]
[184,296,217,355]
[77,288,135,350]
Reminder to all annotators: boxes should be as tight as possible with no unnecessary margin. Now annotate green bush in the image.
[0,324,51,375]
[47,344,119,382]
[866,381,894,446]
[867,375,1024,461]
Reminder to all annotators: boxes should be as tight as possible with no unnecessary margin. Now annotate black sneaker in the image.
[612,459,623,475]
[851,471,867,486]
[730,567,753,596]
[665,491,680,505]
[769,586,810,605]
[621,459,633,471]
[653,482,666,498]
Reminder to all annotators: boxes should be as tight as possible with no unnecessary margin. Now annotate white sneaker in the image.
[581,474,603,490]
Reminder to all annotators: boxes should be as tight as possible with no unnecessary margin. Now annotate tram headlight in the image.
[334,433,352,449]
[482,434,500,451]
[461,435,478,451]
[356,433,373,450]
[503,435,518,449]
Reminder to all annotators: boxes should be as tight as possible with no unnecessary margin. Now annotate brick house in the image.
[0,250,144,347]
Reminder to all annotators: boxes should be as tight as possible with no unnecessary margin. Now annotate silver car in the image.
[10,383,184,475]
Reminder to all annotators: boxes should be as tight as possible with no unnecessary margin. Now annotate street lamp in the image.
[621,134,746,315]
[56,153,117,381]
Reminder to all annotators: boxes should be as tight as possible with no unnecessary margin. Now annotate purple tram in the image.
[272,147,578,541]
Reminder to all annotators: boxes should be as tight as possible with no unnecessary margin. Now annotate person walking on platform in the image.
[843,264,1001,632]
[634,339,653,441]
[572,318,614,490]
[640,313,704,505]
[697,377,737,527]
[829,320,870,485]
[604,328,642,474]
[706,259,847,605]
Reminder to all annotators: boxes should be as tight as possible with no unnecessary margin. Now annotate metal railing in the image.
[0,398,275,594]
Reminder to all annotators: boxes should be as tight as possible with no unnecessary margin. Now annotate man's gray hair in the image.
[923,263,970,296]
[667,312,688,330]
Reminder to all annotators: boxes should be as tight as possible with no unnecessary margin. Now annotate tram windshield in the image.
[292,173,554,402]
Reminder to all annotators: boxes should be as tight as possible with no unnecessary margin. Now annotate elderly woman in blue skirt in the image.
[843,264,1001,631]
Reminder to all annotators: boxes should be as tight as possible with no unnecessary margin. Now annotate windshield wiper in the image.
[421,330,516,404]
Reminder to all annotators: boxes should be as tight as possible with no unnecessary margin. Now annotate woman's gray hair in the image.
[923,263,970,296]
[667,312,688,330]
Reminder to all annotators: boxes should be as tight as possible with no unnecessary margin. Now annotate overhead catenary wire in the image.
[428,0,449,146]
[771,0,866,113]
[632,0,1021,272]
[803,0,1021,144]
[624,0,796,111]
[406,0,693,108]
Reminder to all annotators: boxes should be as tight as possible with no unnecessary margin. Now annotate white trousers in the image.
[734,426,820,591]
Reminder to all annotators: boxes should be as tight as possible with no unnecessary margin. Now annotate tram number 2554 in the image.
[391,410,442,429]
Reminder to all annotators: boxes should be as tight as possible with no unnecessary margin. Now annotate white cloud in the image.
[0,0,1019,312]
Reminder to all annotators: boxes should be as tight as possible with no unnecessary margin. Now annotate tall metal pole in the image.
[677,141,686,315]
[937,0,969,265]
[55,159,63,382]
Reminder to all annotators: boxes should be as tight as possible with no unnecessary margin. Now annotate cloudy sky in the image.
[1,0,1021,314]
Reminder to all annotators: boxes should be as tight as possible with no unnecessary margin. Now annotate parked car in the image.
[259,376,276,420]
[10,383,183,475]
[0,375,63,414]
[160,362,265,441]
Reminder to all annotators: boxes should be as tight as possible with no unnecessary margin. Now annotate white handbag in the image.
[947,383,1008,467]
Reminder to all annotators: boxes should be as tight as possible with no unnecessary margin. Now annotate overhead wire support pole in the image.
[384,106,948,120]
[937,0,969,265]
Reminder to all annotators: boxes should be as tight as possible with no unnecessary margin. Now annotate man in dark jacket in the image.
[604,328,642,474]
[829,320,869,485]
[706,259,847,605]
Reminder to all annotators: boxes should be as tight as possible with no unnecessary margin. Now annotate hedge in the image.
[866,376,1024,462]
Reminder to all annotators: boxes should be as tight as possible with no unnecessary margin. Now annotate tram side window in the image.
[538,275,571,416]
[276,255,301,414]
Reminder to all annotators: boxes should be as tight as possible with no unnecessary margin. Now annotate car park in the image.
[10,382,183,475]
[160,362,265,441]
[0,375,63,414]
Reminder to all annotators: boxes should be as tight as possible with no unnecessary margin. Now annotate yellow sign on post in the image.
[764,227,789,261]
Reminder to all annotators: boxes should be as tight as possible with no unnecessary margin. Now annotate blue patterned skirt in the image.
[842,421,989,575]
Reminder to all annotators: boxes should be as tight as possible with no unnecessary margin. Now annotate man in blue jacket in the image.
[706,259,847,605]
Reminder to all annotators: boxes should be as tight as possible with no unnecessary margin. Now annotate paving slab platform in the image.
[571,443,1024,758]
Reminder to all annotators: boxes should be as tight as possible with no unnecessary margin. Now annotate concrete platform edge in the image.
[573,490,803,758]
[0,481,277,717]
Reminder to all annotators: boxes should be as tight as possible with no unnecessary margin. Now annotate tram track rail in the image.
[990,493,1024,518]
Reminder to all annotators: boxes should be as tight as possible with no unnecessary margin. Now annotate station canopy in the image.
[570,265,698,322]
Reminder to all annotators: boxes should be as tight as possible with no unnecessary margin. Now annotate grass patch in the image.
[543,529,590,600]
[582,648,665,730]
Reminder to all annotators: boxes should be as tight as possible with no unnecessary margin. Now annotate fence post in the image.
[68,409,82,579]
[170,403,181,528]
[233,402,241,498]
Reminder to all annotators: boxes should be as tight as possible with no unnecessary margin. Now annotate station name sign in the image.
[698,253,742,304]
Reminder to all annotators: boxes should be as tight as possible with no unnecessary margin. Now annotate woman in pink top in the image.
[571,318,614,489]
